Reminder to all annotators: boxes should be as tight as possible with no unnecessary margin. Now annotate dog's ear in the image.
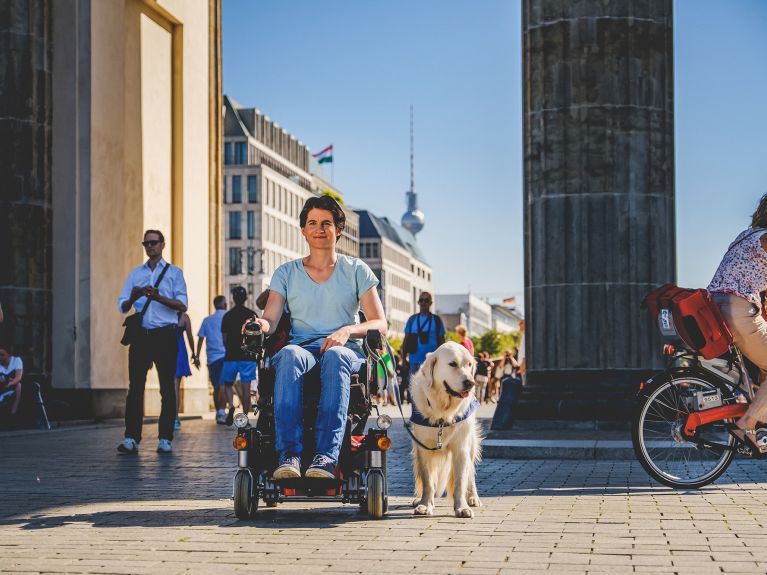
[420,352,438,385]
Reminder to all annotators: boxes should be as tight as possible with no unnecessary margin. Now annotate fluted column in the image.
[0,1,52,377]
[522,0,675,418]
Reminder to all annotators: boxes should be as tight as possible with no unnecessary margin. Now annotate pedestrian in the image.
[455,324,474,355]
[173,311,197,430]
[396,354,411,404]
[0,345,22,418]
[475,351,491,403]
[221,286,257,426]
[117,229,188,454]
[195,295,228,424]
[400,291,445,382]
[518,319,526,384]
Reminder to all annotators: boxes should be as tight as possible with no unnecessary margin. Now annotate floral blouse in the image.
[708,228,767,307]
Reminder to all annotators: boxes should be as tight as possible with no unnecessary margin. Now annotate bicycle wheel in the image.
[632,373,735,489]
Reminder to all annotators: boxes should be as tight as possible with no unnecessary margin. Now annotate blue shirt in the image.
[197,309,226,363]
[405,313,445,366]
[269,256,379,344]
[117,259,188,329]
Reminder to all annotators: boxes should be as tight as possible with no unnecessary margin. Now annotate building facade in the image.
[0,0,223,418]
[223,97,359,308]
[435,294,493,338]
[491,304,524,333]
[357,210,433,336]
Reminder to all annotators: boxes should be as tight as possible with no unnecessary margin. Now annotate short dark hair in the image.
[232,286,247,304]
[299,195,345,240]
[213,295,226,309]
[144,229,165,243]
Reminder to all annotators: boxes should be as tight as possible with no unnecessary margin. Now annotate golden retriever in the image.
[409,341,482,518]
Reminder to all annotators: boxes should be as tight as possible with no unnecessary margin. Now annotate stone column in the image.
[522,0,675,419]
[0,1,52,378]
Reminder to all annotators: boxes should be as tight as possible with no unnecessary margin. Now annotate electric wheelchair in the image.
[231,319,394,520]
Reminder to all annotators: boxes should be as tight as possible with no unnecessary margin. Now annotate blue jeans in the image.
[272,343,364,463]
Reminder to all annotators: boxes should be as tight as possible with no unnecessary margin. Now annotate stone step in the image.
[482,438,713,460]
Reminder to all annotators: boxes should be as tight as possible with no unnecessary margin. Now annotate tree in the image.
[321,189,344,205]
[475,329,521,358]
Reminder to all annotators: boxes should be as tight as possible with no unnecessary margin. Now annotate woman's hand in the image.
[321,326,352,353]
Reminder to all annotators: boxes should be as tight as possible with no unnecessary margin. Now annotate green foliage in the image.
[474,329,521,358]
[445,330,460,344]
[321,189,344,205]
[387,335,403,355]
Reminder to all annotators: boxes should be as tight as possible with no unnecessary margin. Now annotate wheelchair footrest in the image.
[274,477,344,496]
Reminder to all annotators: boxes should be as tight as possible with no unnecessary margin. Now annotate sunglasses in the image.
[142,240,162,247]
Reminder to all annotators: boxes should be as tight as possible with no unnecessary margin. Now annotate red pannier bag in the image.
[643,284,733,359]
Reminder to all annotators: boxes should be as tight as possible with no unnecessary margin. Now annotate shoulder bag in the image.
[120,263,171,346]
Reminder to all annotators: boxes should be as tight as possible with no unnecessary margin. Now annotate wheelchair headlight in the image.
[233,412,250,429]
[376,414,392,430]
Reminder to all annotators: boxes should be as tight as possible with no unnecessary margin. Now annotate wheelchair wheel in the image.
[366,470,385,519]
[234,470,259,519]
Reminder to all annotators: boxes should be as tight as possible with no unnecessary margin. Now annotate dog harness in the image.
[408,399,480,449]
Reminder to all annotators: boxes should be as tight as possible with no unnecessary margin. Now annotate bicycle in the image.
[632,285,767,489]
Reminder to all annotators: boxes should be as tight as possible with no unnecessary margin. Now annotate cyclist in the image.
[709,193,767,451]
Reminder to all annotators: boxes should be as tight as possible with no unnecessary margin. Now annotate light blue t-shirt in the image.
[269,256,379,344]
[197,309,226,364]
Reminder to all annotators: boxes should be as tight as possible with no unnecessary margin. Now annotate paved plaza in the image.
[2,409,767,575]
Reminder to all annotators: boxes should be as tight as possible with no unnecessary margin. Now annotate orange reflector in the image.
[233,436,248,450]
[377,436,392,450]
[662,344,676,356]
[639,381,645,391]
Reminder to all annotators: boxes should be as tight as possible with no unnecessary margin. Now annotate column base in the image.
[513,369,657,421]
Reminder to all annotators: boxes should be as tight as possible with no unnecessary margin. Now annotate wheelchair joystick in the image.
[241,319,266,363]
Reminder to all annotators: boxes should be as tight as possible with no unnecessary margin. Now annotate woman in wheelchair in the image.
[253,195,387,480]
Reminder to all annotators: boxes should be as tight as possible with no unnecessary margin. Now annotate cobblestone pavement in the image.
[2,407,767,574]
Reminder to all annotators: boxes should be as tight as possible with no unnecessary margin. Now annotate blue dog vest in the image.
[410,398,480,428]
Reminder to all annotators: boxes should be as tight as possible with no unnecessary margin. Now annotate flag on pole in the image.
[312,144,333,164]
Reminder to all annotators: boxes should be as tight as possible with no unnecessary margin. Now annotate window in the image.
[235,142,247,164]
[247,249,255,275]
[247,211,255,239]
[232,176,241,203]
[229,212,241,239]
[248,176,258,203]
[223,176,227,204]
[228,247,241,275]
[224,142,232,165]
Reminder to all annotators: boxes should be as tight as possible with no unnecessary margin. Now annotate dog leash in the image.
[364,337,445,451]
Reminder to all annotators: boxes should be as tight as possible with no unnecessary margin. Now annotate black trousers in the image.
[125,326,177,442]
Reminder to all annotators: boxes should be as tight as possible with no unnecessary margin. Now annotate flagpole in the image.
[331,143,334,185]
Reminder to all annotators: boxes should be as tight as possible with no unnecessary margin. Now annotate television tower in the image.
[401,105,425,236]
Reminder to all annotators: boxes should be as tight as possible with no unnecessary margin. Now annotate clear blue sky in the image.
[222,0,767,303]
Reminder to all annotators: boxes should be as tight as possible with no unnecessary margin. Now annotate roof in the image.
[355,209,429,266]
[224,95,253,139]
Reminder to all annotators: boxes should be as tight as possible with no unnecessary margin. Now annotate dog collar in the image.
[410,398,480,428]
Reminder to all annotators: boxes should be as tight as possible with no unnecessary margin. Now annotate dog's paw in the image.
[414,504,433,516]
[468,495,482,507]
[455,507,474,518]
[411,497,421,508]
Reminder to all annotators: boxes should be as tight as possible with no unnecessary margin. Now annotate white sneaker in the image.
[117,437,138,454]
[156,439,172,453]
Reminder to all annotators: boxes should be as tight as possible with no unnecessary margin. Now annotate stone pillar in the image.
[522,0,675,419]
[0,1,52,378]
